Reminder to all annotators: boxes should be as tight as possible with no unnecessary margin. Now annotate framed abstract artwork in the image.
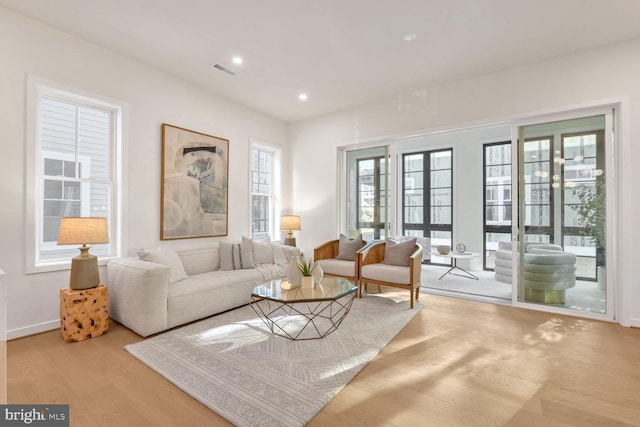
[161,123,229,239]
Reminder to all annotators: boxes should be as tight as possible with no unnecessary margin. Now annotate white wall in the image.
[289,38,640,327]
[0,8,289,338]
[0,268,6,403]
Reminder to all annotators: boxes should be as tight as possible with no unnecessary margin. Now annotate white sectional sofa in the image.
[106,239,300,336]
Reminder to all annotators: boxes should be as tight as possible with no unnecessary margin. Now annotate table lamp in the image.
[280,215,301,247]
[57,217,109,290]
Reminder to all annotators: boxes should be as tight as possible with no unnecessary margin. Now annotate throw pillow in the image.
[273,244,288,265]
[137,245,188,284]
[383,237,417,267]
[242,235,273,264]
[335,233,365,261]
[220,242,255,270]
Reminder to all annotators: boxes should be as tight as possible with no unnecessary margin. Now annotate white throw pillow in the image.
[273,245,288,265]
[220,242,255,270]
[137,245,188,284]
[242,235,273,264]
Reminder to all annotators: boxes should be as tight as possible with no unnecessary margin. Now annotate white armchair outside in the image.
[494,241,577,304]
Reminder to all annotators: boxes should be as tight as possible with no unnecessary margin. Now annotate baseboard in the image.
[629,317,640,328]
[7,319,59,340]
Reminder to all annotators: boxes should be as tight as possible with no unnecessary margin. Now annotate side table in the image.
[60,284,109,342]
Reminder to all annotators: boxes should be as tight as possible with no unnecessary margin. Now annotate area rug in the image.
[125,295,423,427]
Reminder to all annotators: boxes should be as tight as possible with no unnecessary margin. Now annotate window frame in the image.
[26,76,125,273]
[401,147,453,263]
[249,139,281,240]
[483,141,512,270]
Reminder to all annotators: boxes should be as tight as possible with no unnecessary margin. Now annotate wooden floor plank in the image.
[7,292,640,426]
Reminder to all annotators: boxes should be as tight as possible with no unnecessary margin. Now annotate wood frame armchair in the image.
[313,239,367,283]
[358,241,423,308]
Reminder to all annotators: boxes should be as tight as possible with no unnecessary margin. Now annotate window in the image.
[483,142,512,269]
[27,78,123,272]
[356,156,387,240]
[402,148,453,260]
[250,141,281,239]
[562,130,605,280]
[344,146,390,241]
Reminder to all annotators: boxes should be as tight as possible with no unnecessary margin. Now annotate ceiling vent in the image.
[211,63,236,76]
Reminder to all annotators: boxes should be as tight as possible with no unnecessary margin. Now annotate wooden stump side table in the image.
[60,284,109,342]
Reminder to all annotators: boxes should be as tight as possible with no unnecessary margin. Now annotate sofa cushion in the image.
[243,235,273,264]
[220,242,255,270]
[335,233,365,261]
[167,269,263,329]
[383,237,417,267]
[137,245,188,284]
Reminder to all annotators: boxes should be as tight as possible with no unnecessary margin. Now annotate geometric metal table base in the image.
[250,277,358,341]
[250,291,356,340]
[438,258,479,280]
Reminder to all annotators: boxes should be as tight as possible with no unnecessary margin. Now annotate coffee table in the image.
[432,251,480,280]
[250,277,357,340]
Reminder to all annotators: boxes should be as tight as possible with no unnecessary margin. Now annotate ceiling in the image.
[4,0,640,122]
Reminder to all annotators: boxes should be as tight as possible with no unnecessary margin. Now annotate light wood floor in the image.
[8,292,640,426]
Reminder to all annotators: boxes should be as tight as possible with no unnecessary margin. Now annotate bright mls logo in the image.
[0,405,68,426]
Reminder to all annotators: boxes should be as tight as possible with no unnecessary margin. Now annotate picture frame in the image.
[161,123,229,240]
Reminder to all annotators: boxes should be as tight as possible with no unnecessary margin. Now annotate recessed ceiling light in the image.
[232,56,243,65]
[298,93,308,101]
[403,33,417,42]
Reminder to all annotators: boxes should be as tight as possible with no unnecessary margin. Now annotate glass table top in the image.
[251,277,357,303]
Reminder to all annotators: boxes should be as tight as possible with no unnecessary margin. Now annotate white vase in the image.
[301,275,314,289]
[312,263,324,284]
[287,256,302,286]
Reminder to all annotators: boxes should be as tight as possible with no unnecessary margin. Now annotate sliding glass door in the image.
[516,115,610,314]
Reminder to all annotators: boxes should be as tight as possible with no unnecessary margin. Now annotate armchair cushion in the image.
[361,263,411,285]
[336,233,365,261]
[383,237,417,267]
[317,258,358,277]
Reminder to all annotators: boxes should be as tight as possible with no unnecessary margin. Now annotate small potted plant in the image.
[297,257,317,289]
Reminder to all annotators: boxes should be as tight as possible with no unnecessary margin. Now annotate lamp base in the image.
[69,246,101,290]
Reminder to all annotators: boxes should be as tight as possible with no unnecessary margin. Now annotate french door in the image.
[515,113,613,316]
[344,146,390,241]
[401,148,453,258]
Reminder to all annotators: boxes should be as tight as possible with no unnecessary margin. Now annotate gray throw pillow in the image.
[335,233,365,261]
[220,242,255,270]
[383,237,417,267]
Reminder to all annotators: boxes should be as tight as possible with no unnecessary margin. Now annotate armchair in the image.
[358,239,423,308]
[313,234,367,283]
[495,241,576,304]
